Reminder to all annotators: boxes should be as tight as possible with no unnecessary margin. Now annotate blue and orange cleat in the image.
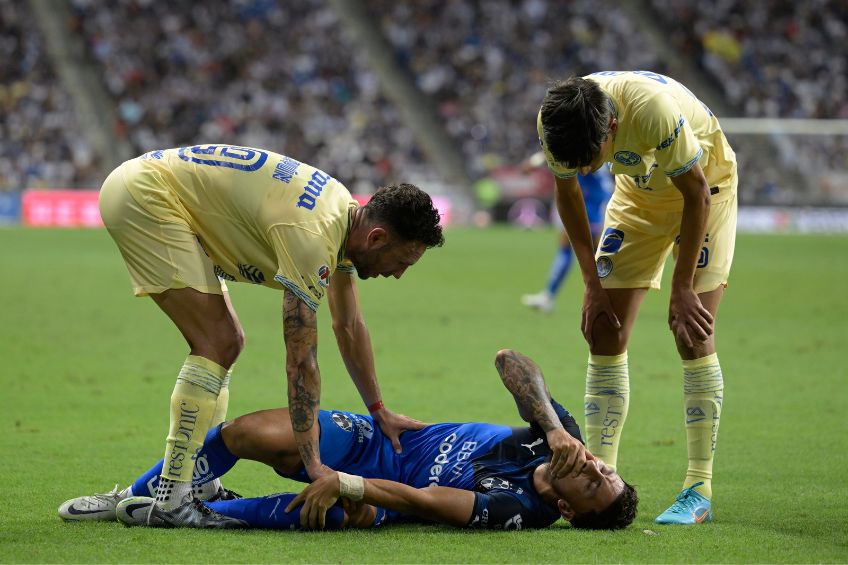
[655,482,712,524]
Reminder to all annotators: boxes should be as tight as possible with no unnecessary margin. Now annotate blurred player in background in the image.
[537,71,737,524]
[60,349,636,531]
[521,153,613,314]
[95,144,443,526]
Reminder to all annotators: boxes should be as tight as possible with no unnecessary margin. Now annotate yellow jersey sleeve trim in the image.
[553,169,578,179]
[665,147,704,177]
[274,275,319,312]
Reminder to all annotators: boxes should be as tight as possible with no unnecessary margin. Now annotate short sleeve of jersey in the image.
[537,110,578,180]
[638,93,703,178]
[468,490,559,530]
[267,224,335,311]
[336,258,356,274]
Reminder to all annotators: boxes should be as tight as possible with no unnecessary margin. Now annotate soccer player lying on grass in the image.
[59,349,637,530]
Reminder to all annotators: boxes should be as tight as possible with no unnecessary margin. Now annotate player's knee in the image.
[213,326,244,367]
[220,412,260,458]
[589,322,629,356]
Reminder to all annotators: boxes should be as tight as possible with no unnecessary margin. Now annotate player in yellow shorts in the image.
[537,72,736,524]
[97,144,444,526]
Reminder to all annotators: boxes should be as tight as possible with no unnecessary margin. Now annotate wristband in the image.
[337,472,365,501]
[367,400,384,413]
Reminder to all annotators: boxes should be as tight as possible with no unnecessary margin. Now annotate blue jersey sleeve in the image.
[467,490,560,530]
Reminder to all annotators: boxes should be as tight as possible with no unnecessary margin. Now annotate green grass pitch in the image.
[1,226,846,563]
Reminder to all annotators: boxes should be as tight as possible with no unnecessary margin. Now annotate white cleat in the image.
[58,485,126,521]
[115,496,165,527]
[521,291,554,314]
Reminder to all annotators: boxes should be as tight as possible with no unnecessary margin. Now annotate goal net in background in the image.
[723,118,848,233]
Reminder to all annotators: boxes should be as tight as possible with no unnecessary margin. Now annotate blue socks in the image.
[546,246,574,296]
[208,494,346,529]
[130,424,240,497]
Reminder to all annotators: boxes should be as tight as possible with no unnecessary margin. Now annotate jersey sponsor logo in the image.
[238,263,265,284]
[355,417,373,443]
[504,513,524,530]
[296,170,333,210]
[272,156,301,184]
[428,433,478,486]
[656,116,686,151]
[331,412,353,432]
[520,438,544,455]
[214,265,236,282]
[614,151,641,166]
[631,162,658,189]
[480,477,511,491]
[596,256,613,278]
[600,227,625,253]
[317,265,331,288]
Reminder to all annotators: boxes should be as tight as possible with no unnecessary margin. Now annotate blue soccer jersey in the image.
[283,400,583,530]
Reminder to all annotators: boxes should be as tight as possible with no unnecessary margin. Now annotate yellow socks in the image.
[585,352,630,471]
[158,355,227,509]
[682,353,724,499]
[210,367,232,428]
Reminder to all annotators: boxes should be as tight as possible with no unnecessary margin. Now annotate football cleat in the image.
[207,486,242,502]
[58,485,126,521]
[117,496,247,529]
[655,482,712,525]
[521,291,554,314]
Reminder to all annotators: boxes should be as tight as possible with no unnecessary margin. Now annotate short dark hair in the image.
[540,77,612,169]
[569,481,638,530]
[363,183,444,248]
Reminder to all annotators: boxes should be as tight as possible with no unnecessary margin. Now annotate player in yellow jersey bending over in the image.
[537,72,736,524]
[97,144,444,526]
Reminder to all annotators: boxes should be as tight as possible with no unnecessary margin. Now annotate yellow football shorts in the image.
[98,161,225,297]
[594,188,737,294]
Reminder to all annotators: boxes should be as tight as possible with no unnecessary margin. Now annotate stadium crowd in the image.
[370,0,665,177]
[0,0,99,191]
[4,0,845,205]
[648,0,848,203]
[67,0,432,193]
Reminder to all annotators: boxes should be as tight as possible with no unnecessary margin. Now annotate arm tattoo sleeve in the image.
[283,290,320,466]
[494,350,561,433]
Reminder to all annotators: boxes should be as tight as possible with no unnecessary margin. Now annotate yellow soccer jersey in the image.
[538,71,737,210]
[124,144,357,310]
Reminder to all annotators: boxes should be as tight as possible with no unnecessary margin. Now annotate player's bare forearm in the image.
[671,165,711,289]
[555,177,601,287]
[283,289,322,473]
[362,479,475,527]
[494,349,561,432]
[327,273,381,406]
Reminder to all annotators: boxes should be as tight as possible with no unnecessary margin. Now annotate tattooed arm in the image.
[327,272,425,453]
[494,349,591,478]
[283,289,331,480]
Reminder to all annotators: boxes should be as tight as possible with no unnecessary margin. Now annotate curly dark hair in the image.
[540,76,612,169]
[363,183,444,248]
[569,481,638,530]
